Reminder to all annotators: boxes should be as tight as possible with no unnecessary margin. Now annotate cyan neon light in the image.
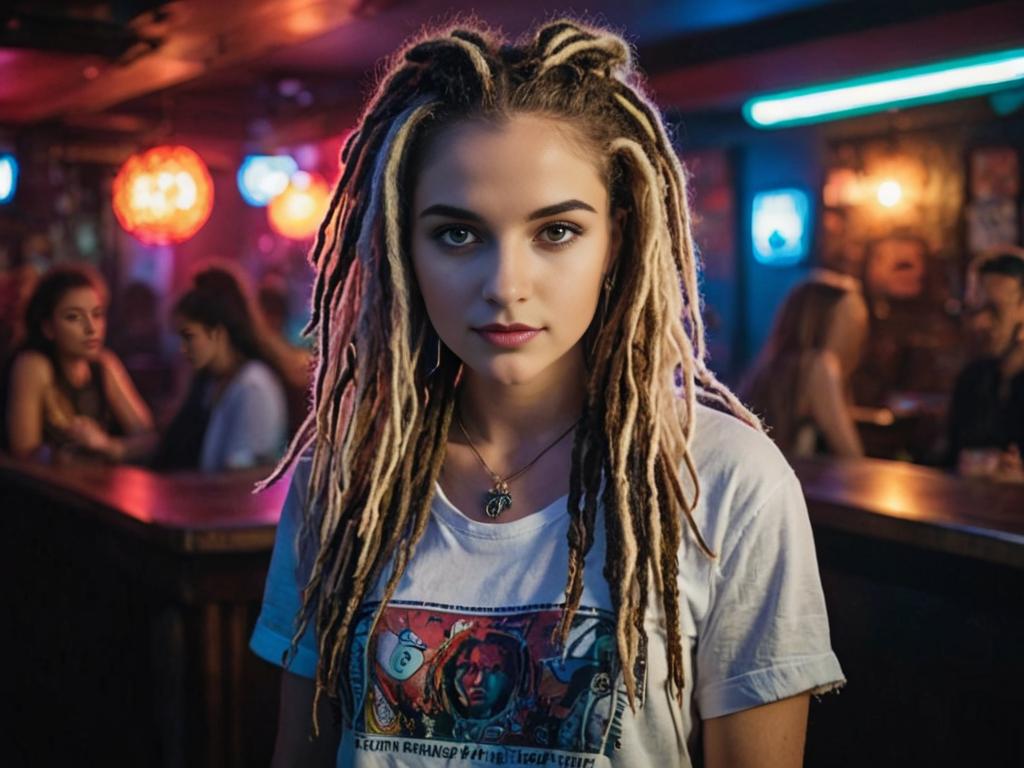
[237,154,299,206]
[744,48,1024,128]
[0,153,18,205]
[752,188,809,266]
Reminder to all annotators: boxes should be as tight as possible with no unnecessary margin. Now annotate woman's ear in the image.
[41,318,55,341]
[605,207,627,275]
[210,323,228,349]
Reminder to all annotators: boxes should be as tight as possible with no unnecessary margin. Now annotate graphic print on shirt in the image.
[345,601,646,764]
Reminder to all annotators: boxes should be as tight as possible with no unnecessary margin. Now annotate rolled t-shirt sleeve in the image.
[250,459,319,678]
[695,468,845,719]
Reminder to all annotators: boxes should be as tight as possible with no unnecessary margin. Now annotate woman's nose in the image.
[481,239,530,307]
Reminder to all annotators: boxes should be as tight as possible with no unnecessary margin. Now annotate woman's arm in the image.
[271,670,341,768]
[6,351,51,459]
[100,349,154,434]
[91,350,157,462]
[806,351,864,458]
[703,693,810,768]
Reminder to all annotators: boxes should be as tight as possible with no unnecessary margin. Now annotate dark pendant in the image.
[484,487,512,519]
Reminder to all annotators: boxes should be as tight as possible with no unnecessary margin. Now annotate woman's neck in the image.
[457,351,586,448]
[209,345,246,381]
[55,353,91,387]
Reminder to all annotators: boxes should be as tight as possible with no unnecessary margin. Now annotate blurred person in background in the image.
[2,264,156,463]
[947,249,1024,480]
[152,265,287,472]
[0,264,38,363]
[742,272,868,457]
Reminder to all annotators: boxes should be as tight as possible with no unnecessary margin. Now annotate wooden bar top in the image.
[0,456,291,554]
[3,454,1021,565]
[792,455,1024,569]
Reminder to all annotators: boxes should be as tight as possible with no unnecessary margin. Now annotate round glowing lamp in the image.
[0,153,18,205]
[267,171,330,240]
[112,145,214,245]
[237,154,299,206]
[877,179,903,208]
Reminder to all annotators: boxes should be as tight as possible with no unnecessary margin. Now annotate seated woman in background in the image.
[3,264,155,463]
[153,266,287,472]
[742,272,868,457]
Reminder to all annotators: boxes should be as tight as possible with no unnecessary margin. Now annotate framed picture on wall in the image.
[966,199,1019,254]
[969,146,1019,201]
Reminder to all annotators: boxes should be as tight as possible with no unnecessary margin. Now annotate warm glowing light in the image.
[237,154,299,206]
[0,153,18,205]
[744,48,1024,128]
[112,145,214,245]
[876,179,903,208]
[267,171,330,240]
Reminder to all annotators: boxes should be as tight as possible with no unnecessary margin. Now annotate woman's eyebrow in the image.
[419,199,598,222]
[527,199,597,220]
[419,204,483,222]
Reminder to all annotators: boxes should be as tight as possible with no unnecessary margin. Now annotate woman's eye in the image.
[436,227,479,248]
[538,223,581,246]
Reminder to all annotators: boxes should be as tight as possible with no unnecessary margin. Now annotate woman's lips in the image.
[474,327,542,348]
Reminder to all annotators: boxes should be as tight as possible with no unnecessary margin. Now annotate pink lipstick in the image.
[474,323,542,348]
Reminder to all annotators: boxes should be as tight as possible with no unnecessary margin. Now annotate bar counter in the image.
[3,455,1022,766]
[2,457,291,768]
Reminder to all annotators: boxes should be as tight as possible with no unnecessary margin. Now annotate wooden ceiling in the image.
[0,0,1020,149]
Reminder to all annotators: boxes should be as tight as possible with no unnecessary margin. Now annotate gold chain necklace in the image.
[455,409,581,519]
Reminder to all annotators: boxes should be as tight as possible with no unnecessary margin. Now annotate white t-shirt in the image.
[251,404,845,767]
[199,359,287,472]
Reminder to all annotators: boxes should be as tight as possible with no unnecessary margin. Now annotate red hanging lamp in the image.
[112,145,214,245]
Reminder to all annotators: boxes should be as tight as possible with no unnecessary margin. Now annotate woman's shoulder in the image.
[690,403,791,480]
[687,403,800,545]
[227,359,288,403]
[237,359,285,388]
[9,349,55,384]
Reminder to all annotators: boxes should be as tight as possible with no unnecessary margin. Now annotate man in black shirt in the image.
[948,252,1024,476]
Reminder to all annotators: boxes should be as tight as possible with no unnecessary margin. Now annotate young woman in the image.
[743,273,868,458]
[3,264,155,463]
[251,20,844,767]
[153,266,288,472]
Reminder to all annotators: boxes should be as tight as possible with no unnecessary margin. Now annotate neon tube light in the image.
[744,48,1024,128]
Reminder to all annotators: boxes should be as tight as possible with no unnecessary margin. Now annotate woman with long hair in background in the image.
[153,265,288,472]
[3,264,155,462]
[742,272,868,457]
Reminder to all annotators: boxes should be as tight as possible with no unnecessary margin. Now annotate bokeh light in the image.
[237,154,299,206]
[267,171,330,240]
[0,153,18,205]
[876,179,903,208]
[112,145,214,245]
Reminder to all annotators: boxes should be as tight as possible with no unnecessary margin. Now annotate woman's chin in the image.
[464,357,545,388]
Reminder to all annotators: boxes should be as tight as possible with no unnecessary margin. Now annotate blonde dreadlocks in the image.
[262,17,760,727]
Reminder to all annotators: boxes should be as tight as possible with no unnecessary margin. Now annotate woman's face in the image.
[176,318,219,371]
[410,113,618,388]
[44,286,106,359]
